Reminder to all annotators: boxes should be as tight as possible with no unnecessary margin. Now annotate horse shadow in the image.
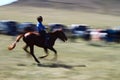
[17,62,86,69]
[37,63,86,69]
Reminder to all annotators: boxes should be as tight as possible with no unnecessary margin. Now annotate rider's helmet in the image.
[37,16,43,22]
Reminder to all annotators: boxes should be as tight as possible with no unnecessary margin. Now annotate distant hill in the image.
[10,0,120,16]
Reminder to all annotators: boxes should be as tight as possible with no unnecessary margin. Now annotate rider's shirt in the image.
[37,22,46,32]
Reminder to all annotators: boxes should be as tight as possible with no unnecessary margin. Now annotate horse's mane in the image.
[48,30,63,34]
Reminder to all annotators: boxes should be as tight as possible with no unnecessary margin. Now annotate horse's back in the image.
[23,32,40,43]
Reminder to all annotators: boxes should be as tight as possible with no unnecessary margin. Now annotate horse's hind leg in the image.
[49,47,57,60]
[23,45,31,57]
[23,45,29,53]
[30,45,40,64]
[39,48,49,59]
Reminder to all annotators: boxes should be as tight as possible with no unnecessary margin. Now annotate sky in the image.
[0,0,18,6]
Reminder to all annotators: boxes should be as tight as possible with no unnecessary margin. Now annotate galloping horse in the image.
[8,30,67,64]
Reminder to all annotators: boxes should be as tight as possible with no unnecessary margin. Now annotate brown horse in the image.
[8,30,67,64]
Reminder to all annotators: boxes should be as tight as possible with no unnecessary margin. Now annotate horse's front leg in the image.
[30,45,40,64]
[49,47,57,60]
[39,48,49,59]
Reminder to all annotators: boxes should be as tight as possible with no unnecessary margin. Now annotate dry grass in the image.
[0,34,120,80]
[14,0,120,16]
[0,5,120,28]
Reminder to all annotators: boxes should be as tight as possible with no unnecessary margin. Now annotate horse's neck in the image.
[49,33,58,45]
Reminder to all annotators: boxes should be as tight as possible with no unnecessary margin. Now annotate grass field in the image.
[0,34,120,80]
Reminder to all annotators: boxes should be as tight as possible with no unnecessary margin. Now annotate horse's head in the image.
[55,30,67,42]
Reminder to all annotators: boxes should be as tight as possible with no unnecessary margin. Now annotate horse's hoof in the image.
[39,56,45,59]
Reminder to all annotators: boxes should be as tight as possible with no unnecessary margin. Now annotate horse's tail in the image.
[8,34,23,50]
